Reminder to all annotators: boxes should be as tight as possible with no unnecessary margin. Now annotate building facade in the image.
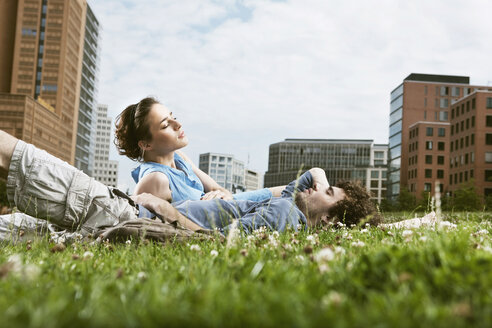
[245,169,262,191]
[0,0,91,164]
[199,153,246,192]
[92,104,118,187]
[389,73,492,200]
[74,5,100,175]
[448,91,492,198]
[264,139,388,203]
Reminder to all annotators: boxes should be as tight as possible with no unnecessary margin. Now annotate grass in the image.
[1,212,492,327]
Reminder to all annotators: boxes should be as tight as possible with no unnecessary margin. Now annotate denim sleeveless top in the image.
[131,153,205,202]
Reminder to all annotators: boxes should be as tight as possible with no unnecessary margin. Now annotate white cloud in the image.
[88,0,492,192]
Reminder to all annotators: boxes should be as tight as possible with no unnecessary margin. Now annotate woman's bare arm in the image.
[134,172,173,202]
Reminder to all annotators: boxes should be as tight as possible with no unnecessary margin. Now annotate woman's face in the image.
[143,103,188,155]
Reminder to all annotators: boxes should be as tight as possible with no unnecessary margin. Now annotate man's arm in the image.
[308,168,329,187]
[131,193,204,231]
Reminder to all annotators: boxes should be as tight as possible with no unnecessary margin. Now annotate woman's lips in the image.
[178,131,185,138]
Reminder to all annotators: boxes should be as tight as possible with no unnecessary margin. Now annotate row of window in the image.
[451,134,475,151]
[408,169,445,180]
[409,141,446,152]
[425,127,446,137]
[450,116,475,135]
[449,170,474,185]
[451,99,476,119]
[450,152,475,168]
[408,155,446,166]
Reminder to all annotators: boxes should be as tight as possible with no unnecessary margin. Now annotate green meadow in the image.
[1,212,491,327]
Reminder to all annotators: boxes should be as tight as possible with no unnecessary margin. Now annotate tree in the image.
[397,186,417,211]
[452,180,481,211]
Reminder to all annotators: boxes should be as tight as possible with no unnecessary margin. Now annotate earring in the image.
[141,148,146,161]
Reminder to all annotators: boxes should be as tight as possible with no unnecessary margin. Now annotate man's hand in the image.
[131,193,204,231]
[201,189,233,200]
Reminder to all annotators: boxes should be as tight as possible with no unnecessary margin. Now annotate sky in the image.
[88,0,492,193]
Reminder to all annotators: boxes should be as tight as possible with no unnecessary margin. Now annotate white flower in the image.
[476,229,489,235]
[137,271,147,281]
[125,239,132,245]
[282,243,293,251]
[7,254,22,273]
[315,248,335,263]
[295,255,305,262]
[419,236,428,242]
[318,264,330,273]
[387,231,394,236]
[210,250,218,257]
[482,246,492,254]
[402,230,413,237]
[361,229,368,233]
[190,244,201,251]
[334,246,346,255]
[83,251,94,260]
[439,221,457,229]
[306,235,315,243]
[365,223,370,228]
[351,240,365,247]
[272,231,280,238]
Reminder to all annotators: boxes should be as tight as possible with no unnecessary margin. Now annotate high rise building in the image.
[448,91,492,198]
[199,153,246,192]
[0,0,91,164]
[74,5,100,175]
[389,73,492,200]
[264,139,388,203]
[93,104,118,188]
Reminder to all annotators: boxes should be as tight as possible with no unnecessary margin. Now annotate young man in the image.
[0,129,378,240]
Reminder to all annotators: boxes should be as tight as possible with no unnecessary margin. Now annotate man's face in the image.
[296,183,346,225]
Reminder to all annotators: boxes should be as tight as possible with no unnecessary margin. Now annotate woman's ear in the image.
[138,140,151,151]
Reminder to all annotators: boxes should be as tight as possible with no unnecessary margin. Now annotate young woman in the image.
[114,97,278,214]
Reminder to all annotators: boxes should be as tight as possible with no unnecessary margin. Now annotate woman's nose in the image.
[173,119,181,130]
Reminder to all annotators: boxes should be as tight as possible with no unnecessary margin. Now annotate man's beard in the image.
[294,193,308,218]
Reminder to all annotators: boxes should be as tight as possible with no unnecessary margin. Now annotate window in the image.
[471,134,475,145]
[425,169,432,178]
[437,156,445,165]
[438,142,445,151]
[487,116,492,127]
[466,136,469,147]
[439,98,448,108]
[472,116,475,127]
[425,155,432,164]
[426,127,434,136]
[440,86,449,96]
[486,152,492,163]
[451,125,454,135]
[439,111,448,121]
[486,170,492,182]
[438,128,445,137]
[426,141,433,150]
[370,181,379,188]
[486,134,492,145]
[452,87,460,97]
[437,170,444,179]
[424,183,432,192]
[487,97,492,109]
[472,98,476,109]
[371,171,379,179]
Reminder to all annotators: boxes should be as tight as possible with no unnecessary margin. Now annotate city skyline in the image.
[87,0,492,192]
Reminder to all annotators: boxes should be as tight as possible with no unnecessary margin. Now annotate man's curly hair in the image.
[330,180,381,226]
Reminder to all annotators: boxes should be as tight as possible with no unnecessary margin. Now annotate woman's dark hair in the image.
[330,180,382,226]
[114,97,160,161]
